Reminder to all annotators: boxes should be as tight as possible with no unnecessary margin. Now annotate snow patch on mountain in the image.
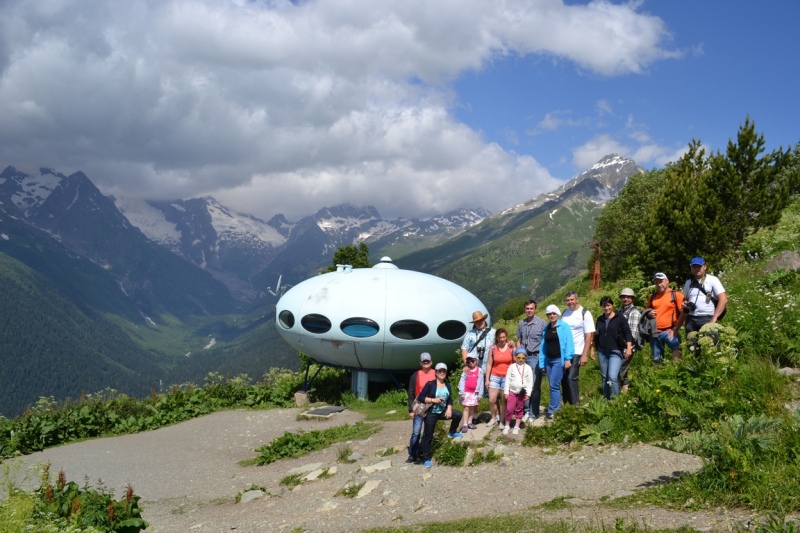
[114,197,182,247]
[205,198,286,247]
[9,170,63,213]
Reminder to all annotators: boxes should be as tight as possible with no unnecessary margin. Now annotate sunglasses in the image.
[421,360,432,364]
[436,369,447,373]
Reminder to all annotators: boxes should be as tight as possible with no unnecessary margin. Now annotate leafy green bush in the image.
[253,422,380,466]
[0,464,147,533]
[652,412,800,511]
[523,324,788,447]
[0,366,351,459]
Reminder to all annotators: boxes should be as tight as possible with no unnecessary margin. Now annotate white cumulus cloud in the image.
[0,0,679,219]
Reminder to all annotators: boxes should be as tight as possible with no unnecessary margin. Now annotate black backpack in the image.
[619,305,645,352]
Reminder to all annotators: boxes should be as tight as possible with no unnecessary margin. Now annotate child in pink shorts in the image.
[458,356,485,432]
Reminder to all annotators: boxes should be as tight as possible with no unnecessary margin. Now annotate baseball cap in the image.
[619,288,635,297]
[435,363,448,372]
[653,272,668,280]
[689,257,706,266]
[420,352,432,362]
[545,304,561,316]
[514,347,528,357]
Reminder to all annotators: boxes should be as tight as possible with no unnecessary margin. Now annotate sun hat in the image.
[619,288,635,297]
[545,304,561,316]
[653,272,668,280]
[689,257,706,266]
[469,310,489,323]
[420,352,432,362]
[435,363,448,371]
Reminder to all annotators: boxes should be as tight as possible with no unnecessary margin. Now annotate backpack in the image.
[619,305,645,352]
[688,278,727,321]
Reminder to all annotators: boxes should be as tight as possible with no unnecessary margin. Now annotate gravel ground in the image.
[13,408,751,532]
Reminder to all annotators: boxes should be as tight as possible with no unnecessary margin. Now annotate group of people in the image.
[406,256,727,467]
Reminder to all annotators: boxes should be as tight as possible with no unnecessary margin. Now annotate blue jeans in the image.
[650,330,682,363]
[408,415,424,460]
[544,358,564,414]
[597,350,623,399]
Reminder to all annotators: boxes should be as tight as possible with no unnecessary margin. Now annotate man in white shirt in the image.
[676,256,728,335]
[560,292,595,406]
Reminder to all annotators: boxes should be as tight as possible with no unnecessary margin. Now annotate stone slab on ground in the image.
[454,422,492,442]
[238,490,264,503]
[356,480,380,498]
[362,459,392,473]
[288,462,324,476]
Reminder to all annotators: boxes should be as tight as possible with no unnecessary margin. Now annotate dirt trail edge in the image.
[15,408,748,532]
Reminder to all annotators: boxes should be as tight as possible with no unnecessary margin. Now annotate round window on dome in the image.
[437,320,467,340]
[390,320,429,340]
[340,317,380,338]
[278,310,295,329]
[301,314,332,334]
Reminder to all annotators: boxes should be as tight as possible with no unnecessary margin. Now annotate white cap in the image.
[420,352,432,362]
[545,304,561,316]
[435,363,448,371]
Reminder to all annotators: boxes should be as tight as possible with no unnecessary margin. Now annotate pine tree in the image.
[707,116,794,244]
[326,242,372,272]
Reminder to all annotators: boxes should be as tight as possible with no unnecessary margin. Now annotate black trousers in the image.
[421,408,463,461]
[685,315,713,335]
[619,350,634,387]
[561,355,581,406]
[526,365,544,417]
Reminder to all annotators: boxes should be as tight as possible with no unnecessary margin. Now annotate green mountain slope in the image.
[436,195,601,312]
[396,154,645,312]
[0,252,162,417]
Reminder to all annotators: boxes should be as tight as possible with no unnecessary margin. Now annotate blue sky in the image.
[454,1,800,177]
[0,1,797,219]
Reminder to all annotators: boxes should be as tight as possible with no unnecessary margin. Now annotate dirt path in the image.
[13,408,749,532]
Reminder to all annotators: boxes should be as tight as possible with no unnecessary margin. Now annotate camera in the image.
[682,301,697,313]
[476,346,485,360]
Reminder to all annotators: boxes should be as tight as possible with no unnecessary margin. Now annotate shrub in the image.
[253,422,380,466]
[0,464,147,533]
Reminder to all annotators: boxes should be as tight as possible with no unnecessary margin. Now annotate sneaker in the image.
[496,414,501,423]
[497,423,505,430]
[502,426,510,435]
[512,427,520,435]
[424,460,432,468]
[405,457,415,464]
[522,413,530,423]
[413,459,424,465]
[486,418,497,428]
[461,425,469,433]
[448,431,463,438]
[467,423,477,430]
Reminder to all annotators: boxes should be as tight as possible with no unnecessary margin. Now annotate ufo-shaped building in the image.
[274,257,488,395]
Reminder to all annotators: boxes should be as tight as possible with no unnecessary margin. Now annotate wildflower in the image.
[656,389,661,393]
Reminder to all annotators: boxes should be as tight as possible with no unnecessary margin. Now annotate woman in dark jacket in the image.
[594,296,633,399]
[416,363,463,467]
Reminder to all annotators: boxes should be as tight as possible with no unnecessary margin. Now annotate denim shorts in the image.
[489,375,506,389]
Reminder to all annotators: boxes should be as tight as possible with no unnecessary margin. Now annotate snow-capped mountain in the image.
[499,154,645,217]
[0,166,238,316]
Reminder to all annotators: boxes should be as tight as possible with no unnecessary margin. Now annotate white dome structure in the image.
[274,258,488,371]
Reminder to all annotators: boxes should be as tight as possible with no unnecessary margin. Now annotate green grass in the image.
[343,390,411,421]
[279,473,304,488]
[249,422,381,466]
[362,513,697,533]
[534,495,577,511]
[335,480,365,499]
